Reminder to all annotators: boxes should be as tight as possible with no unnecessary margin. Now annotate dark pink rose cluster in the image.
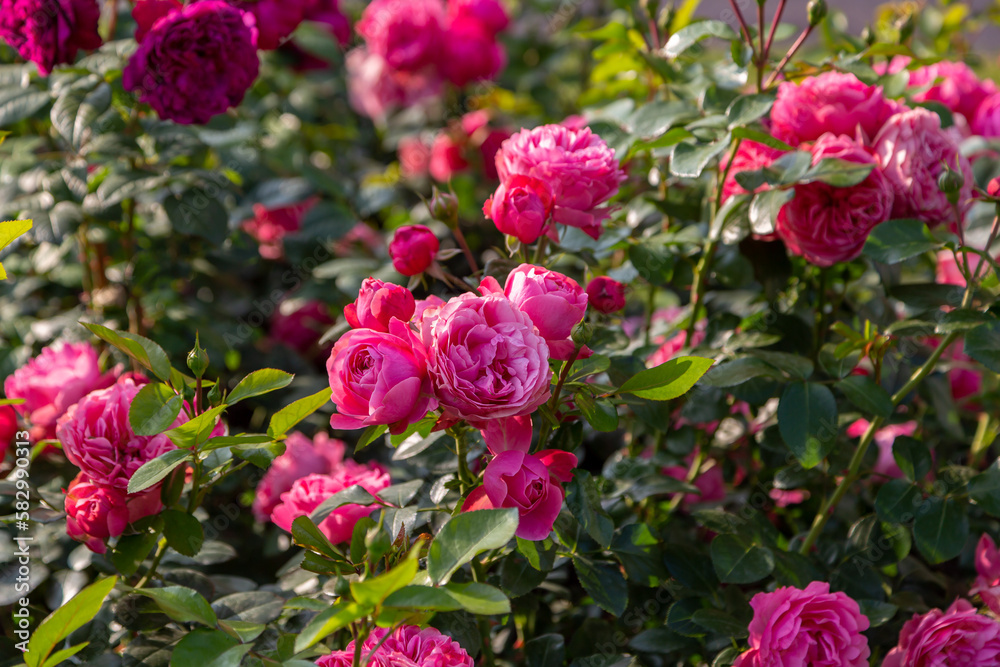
[0,0,101,75]
[316,625,473,667]
[485,123,627,242]
[123,0,260,125]
[348,0,509,121]
[242,198,317,260]
[229,0,349,52]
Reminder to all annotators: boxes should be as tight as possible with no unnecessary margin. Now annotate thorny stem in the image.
[537,346,583,448]
[532,235,549,265]
[134,538,168,589]
[667,447,705,513]
[452,224,479,274]
[764,25,814,88]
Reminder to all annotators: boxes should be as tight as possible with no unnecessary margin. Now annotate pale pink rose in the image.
[494,124,626,239]
[345,47,442,123]
[270,299,335,358]
[356,0,445,72]
[483,174,554,244]
[327,318,437,434]
[242,199,316,260]
[884,599,1000,667]
[447,0,508,35]
[399,136,432,178]
[846,419,919,479]
[57,377,177,491]
[421,291,552,421]
[343,277,416,332]
[663,456,724,507]
[500,264,588,361]
[4,341,117,442]
[463,448,576,541]
[316,625,473,667]
[429,133,469,181]
[972,534,1000,616]
[412,295,446,324]
[586,277,626,314]
[389,225,440,276]
[271,465,391,544]
[776,133,893,267]
[770,72,901,145]
[252,431,348,522]
[873,107,973,229]
[439,17,505,87]
[720,140,785,208]
[905,59,997,125]
[734,581,870,667]
[64,472,162,554]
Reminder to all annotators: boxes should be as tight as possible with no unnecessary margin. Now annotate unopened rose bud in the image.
[429,186,459,228]
[389,225,439,276]
[807,0,827,26]
[938,165,965,204]
[207,381,222,406]
[571,319,593,347]
[586,277,627,314]
[186,334,209,378]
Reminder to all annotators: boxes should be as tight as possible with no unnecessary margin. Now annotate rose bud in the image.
[389,225,440,276]
[586,276,626,313]
[343,277,416,332]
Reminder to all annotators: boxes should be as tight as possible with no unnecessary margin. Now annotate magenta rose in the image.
[242,198,316,260]
[483,174,554,244]
[345,47,443,123]
[873,107,973,229]
[500,264,588,361]
[973,533,1000,616]
[884,599,1000,666]
[769,72,901,145]
[64,472,162,554]
[0,405,16,460]
[252,431,348,522]
[343,277,416,332]
[327,318,437,434]
[586,276,626,314]
[439,17,506,87]
[271,465,391,544]
[429,133,470,181]
[356,0,445,72]
[123,0,259,125]
[647,309,706,367]
[846,419,919,480]
[316,625,473,667]
[663,455,724,507]
[389,225,440,276]
[734,581,870,667]
[421,291,552,421]
[448,0,508,35]
[906,59,997,126]
[225,0,312,50]
[270,299,335,358]
[495,124,626,239]
[0,0,101,75]
[4,341,117,442]
[776,133,894,267]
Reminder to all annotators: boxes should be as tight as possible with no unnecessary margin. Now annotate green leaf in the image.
[565,470,614,549]
[217,620,266,644]
[612,524,670,586]
[81,322,172,381]
[0,87,51,127]
[267,387,332,438]
[863,219,939,264]
[428,508,519,584]
[350,552,418,606]
[171,628,253,667]
[166,405,226,450]
[525,634,566,667]
[726,93,776,130]
[875,479,922,524]
[162,510,204,558]
[135,586,218,627]
[913,497,969,564]
[777,383,838,469]
[290,515,346,560]
[310,485,378,525]
[802,158,874,187]
[748,188,794,237]
[294,601,369,653]
[128,449,192,494]
[40,643,89,667]
[662,544,718,593]
[968,459,1000,517]
[384,582,511,615]
[936,309,994,334]
[574,391,619,432]
[129,383,183,436]
[670,134,732,178]
[731,126,794,151]
[355,424,389,451]
[691,609,749,638]
[965,320,1000,373]
[710,534,775,583]
[0,219,33,280]
[701,357,781,387]
[24,576,117,667]
[836,375,893,419]
[226,368,294,405]
[573,555,628,616]
[662,20,737,58]
[200,434,273,451]
[51,81,111,151]
[212,592,285,624]
[617,356,714,400]
[893,437,933,483]
[163,189,230,245]
[110,531,159,576]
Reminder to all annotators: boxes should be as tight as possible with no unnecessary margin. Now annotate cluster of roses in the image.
[723,62,999,267]
[347,0,509,122]
[325,263,613,541]
[316,624,473,667]
[733,534,1000,666]
[1,343,221,553]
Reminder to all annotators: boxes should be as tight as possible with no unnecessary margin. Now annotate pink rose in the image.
[356,0,444,72]
[873,107,973,229]
[270,299,335,358]
[483,174,554,244]
[56,377,177,491]
[0,0,102,76]
[271,465,391,544]
[463,447,577,541]
[495,124,626,239]
[586,276,626,314]
[770,72,901,145]
[64,472,162,554]
[972,534,1000,616]
[973,92,1000,138]
[498,264,588,361]
[4,341,117,442]
[345,47,442,123]
[389,225,440,276]
[447,0,508,35]
[316,625,473,667]
[421,291,552,421]
[343,277,416,332]
[413,295,447,324]
[769,488,810,507]
[648,325,706,367]
[0,405,16,461]
[327,318,437,434]
[439,17,506,87]
[252,431,348,522]
[846,419,919,479]
[776,133,894,267]
[884,599,1000,667]
[734,581,870,667]
[399,136,432,178]
[906,60,997,126]
[242,199,316,260]
[429,134,470,182]
[663,456,724,507]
